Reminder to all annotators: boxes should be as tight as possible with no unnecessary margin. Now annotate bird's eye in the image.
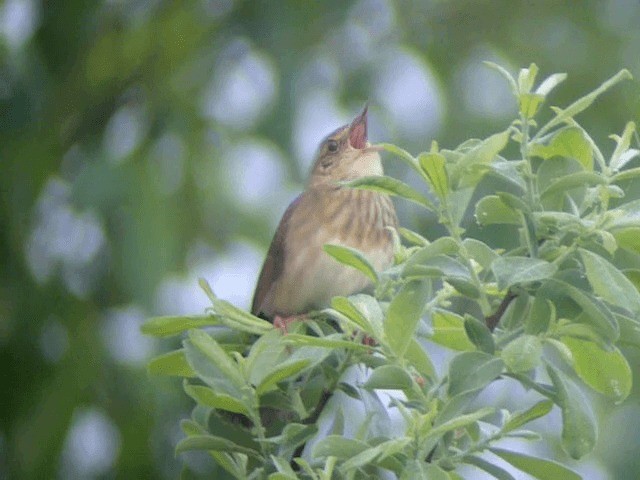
[327,140,339,153]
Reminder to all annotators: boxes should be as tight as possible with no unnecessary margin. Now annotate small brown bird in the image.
[251,106,398,330]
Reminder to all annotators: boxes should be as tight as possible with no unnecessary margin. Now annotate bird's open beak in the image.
[348,105,368,150]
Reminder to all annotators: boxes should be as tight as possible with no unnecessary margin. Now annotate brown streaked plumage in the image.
[251,106,397,329]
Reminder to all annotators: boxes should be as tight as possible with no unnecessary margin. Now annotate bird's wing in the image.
[251,194,303,317]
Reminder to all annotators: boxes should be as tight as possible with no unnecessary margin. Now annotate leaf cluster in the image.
[143,64,639,479]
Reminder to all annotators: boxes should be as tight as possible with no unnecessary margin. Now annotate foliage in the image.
[144,65,639,479]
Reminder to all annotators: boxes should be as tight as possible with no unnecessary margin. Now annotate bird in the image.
[251,106,398,330]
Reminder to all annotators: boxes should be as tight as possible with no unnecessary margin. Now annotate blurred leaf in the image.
[546,365,597,459]
[147,349,195,377]
[491,257,557,290]
[503,400,554,433]
[431,310,476,351]
[448,351,504,396]
[561,337,631,402]
[141,315,219,337]
[344,175,434,210]
[490,448,581,480]
[324,244,379,283]
[579,248,640,314]
[475,195,520,225]
[364,365,414,390]
[484,61,518,96]
[501,335,542,373]
[385,279,429,358]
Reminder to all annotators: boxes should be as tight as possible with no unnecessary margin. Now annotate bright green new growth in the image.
[143,64,638,480]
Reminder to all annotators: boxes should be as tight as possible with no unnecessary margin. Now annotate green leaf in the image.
[330,296,377,338]
[617,313,640,349]
[525,296,555,334]
[464,315,495,354]
[531,127,593,170]
[398,227,429,246]
[343,175,434,210]
[455,130,511,174]
[475,195,520,226]
[542,278,619,343]
[462,238,498,271]
[176,434,259,457]
[183,383,249,414]
[561,337,631,402]
[610,121,637,171]
[385,279,429,358]
[380,142,421,173]
[490,448,581,480]
[147,349,195,377]
[491,257,557,290]
[404,237,459,268]
[323,244,379,283]
[537,69,632,138]
[312,435,369,460]
[199,279,273,335]
[448,351,504,396]
[418,152,449,198]
[364,365,414,390]
[579,248,640,314]
[540,171,606,199]
[612,227,640,253]
[484,61,518,97]
[535,72,568,96]
[503,400,554,433]
[430,310,476,351]
[427,407,494,441]
[518,63,539,94]
[257,359,312,396]
[405,338,436,378]
[141,315,219,337]
[283,334,372,352]
[546,365,597,459]
[185,329,245,395]
[501,335,542,373]
[465,455,517,480]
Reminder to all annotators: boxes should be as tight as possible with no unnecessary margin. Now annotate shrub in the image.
[143,64,638,479]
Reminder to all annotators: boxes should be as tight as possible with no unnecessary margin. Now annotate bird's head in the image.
[308,105,383,187]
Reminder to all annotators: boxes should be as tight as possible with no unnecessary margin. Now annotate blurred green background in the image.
[1,0,639,478]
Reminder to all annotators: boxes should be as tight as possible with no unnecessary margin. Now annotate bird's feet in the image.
[273,314,305,333]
